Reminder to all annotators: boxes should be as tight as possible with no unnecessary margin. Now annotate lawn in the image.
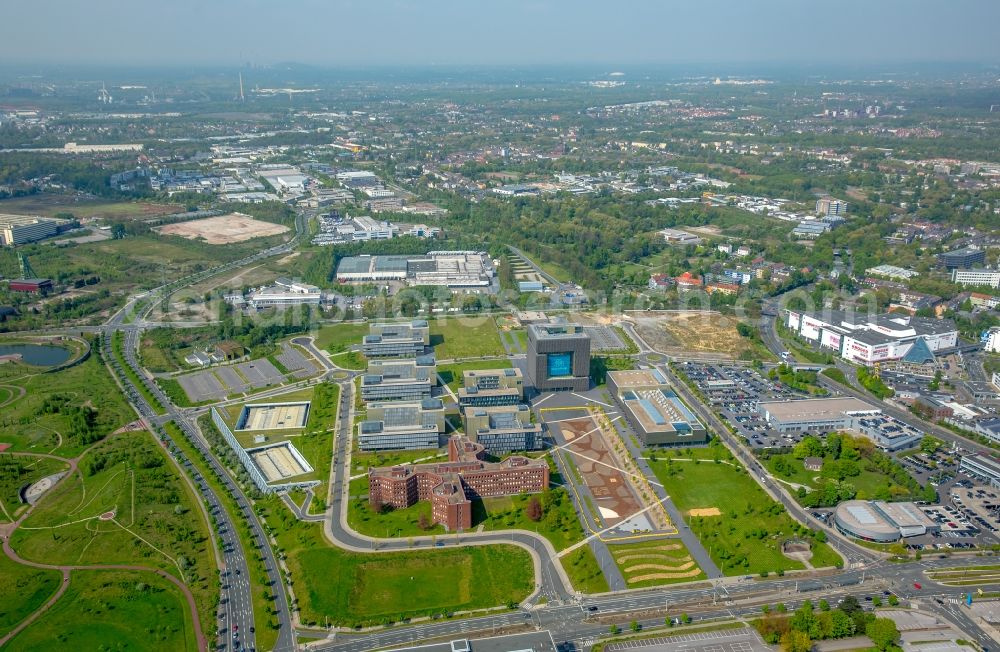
[348,483,586,552]
[560,545,610,594]
[607,539,705,588]
[648,445,840,575]
[5,569,198,652]
[763,452,917,502]
[430,317,505,360]
[0,339,135,457]
[265,504,534,627]
[438,359,514,391]
[314,322,370,354]
[0,553,61,634]
[0,455,70,523]
[10,430,217,634]
[330,350,366,370]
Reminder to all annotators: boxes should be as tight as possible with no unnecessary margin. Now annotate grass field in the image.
[648,446,840,575]
[0,553,62,634]
[560,545,610,594]
[0,195,183,221]
[438,358,514,391]
[313,323,370,354]
[265,504,534,627]
[10,430,216,634]
[0,456,70,523]
[0,341,135,457]
[5,569,198,652]
[762,452,916,502]
[329,350,366,370]
[607,539,705,588]
[348,483,585,552]
[430,318,505,360]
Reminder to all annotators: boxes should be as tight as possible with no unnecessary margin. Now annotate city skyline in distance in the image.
[2,0,1000,68]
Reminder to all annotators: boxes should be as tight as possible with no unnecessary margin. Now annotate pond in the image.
[0,343,73,367]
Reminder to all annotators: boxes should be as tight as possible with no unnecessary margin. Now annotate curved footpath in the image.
[322,377,576,606]
[0,449,207,651]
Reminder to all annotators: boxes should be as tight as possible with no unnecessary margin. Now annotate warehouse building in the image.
[834,499,938,542]
[368,435,549,531]
[607,369,707,446]
[0,214,71,246]
[247,277,322,308]
[759,397,923,451]
[526,321,591,392]
[462,404,542,453]
[336,251,495,289]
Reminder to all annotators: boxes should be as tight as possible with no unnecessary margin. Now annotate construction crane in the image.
[18,252,36,280]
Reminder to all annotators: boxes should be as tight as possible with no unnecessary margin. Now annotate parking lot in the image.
[676,362,809,448]
[275,343,318,379]
[177,357,289,402]
[582,325,627,352]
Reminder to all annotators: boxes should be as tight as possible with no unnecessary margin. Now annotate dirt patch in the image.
[689,507,722,517]
[155,212,288,244]
[633,311,754,359]
[684,225,722,236]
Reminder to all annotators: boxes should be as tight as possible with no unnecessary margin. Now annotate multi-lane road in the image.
[91,219,1000,652]
[303,553,997,652]
[95,211,312,651]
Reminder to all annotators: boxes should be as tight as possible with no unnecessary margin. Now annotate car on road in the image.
[913,582,922,589]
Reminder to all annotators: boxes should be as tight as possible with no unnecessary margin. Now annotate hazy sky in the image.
[4,0,999,68]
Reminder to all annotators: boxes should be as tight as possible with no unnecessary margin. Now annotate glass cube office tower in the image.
[526,322,591,392]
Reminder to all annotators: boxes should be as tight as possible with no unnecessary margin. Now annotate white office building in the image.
[952,268,1000,289]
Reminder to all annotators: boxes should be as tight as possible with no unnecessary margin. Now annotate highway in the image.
[93,210,311,651]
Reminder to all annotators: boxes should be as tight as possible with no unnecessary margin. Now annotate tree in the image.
[417,512,431,530]
[829,610,856,638]
[609,624,620,635]
[866,618,900,651]
[793,436,824,460]
[526,496,543,522]
[818,599,830,611]
[781,629,812,652]
[630,620,641,632]
[791,600,822,640]
[111,223,127,239]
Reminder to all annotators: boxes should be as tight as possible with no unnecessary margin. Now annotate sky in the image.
[3,0,999,68]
